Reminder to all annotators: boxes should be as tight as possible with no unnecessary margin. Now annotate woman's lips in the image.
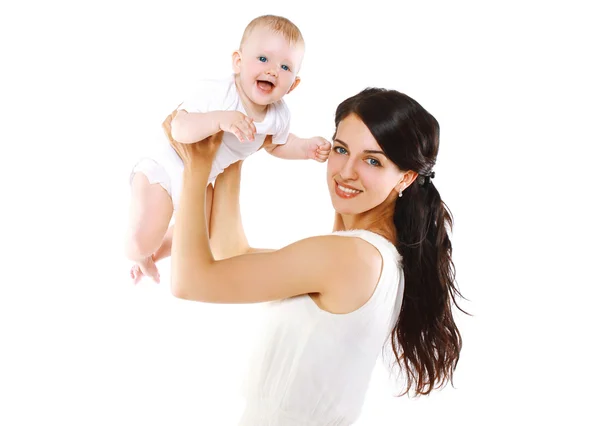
[335,181,362,199]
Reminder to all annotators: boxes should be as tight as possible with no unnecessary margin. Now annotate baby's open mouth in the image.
[257,80,275,91]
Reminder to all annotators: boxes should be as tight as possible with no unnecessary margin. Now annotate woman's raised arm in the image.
[168,134,382,305]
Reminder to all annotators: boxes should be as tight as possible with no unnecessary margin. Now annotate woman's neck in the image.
[333,202,397,243]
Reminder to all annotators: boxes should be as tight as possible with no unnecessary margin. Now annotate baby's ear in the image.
[287,76,301,94]
[232,50,242,73]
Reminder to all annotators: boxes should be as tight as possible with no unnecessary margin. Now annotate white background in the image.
[1,0,598,425]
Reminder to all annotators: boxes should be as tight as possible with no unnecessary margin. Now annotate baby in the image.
[126,15,331,282]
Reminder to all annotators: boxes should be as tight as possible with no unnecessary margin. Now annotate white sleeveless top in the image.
[239,229,404,425]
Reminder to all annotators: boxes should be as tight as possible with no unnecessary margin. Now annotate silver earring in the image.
[398,191,403,198]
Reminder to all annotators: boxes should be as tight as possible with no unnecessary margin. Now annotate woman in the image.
[163,88,464,425]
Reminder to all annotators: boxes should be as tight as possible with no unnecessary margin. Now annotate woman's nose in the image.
[339,157,358,180]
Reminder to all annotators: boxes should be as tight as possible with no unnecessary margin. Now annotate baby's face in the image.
[234,26,304,106]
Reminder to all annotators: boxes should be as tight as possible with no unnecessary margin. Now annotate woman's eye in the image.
[334,146,348,155]
[259,56,267,62]
[366,158,381,167]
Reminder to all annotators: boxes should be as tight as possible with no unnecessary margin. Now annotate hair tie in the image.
[419,171,435,186]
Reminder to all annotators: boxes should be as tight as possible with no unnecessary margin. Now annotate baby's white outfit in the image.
[130,74,291,210]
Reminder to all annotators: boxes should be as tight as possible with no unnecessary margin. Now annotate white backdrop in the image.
[1,0,598,425]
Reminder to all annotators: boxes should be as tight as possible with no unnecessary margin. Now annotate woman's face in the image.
[327,114,406,215]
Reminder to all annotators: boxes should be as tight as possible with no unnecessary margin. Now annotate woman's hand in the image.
[170,132,223,168]
[162,107,223,168]
[161,107,180,143]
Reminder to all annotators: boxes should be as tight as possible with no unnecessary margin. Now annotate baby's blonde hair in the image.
[240,15,304,49]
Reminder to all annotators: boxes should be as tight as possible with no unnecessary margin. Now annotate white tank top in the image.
[239,229,404,425]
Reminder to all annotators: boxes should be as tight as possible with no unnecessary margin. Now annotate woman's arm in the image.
[169,135,382,304]
[154,163,271,262]
[209,160,254,259]
[209,159,275,257]
[160,110,256,261]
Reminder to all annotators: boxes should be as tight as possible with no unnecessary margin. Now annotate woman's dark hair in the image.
[334,88,467,396]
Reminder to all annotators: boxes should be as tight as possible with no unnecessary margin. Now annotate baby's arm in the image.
[265,133,331,162]
[170,109,256,144]
[153,224,174,262]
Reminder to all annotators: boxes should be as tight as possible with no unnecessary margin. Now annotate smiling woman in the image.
[165,87,466,425]
[328,113,417,212]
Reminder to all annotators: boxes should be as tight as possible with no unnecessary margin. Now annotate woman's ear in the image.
[394,170,418,194]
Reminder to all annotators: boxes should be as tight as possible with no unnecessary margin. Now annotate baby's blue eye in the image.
[281,64,290,71]
[259,56,267,62]
[334,146,348,155]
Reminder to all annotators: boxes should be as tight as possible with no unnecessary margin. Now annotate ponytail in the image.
[332,87,467,396]
[390,178,465,396]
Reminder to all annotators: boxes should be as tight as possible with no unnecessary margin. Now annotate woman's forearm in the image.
[209,161,251,259]
[153,221,237,263]
[171,166,213,298]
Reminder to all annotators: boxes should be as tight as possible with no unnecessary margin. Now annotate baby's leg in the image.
[126,172,174,262]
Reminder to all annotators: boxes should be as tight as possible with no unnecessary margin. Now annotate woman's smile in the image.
[334,180,363,199]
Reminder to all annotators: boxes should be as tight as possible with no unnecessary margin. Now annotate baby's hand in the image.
[305,137,332,162]
[130,255,160,285]
[218,111,256,143]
